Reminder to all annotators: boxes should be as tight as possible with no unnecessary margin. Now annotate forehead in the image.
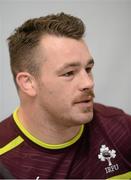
[39,35,92,68]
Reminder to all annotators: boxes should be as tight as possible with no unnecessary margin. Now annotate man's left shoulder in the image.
[94,103,130,117]
[93,103,131,139]
[92,103,131,177]
[94,102,131,122]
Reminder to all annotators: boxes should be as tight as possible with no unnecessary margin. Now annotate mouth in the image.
[74,99,93,113]
[76,100,91,104]
[75,97,93,104]
[74,99,93,109]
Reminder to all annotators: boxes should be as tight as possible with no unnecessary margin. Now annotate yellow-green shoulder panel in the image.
[107,171,131,180]
[0,136,24,155]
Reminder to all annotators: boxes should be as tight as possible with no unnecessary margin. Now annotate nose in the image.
[78,70,94,91]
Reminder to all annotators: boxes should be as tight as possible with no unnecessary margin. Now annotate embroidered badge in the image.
[98,145,119,174]
[36,176,40,180]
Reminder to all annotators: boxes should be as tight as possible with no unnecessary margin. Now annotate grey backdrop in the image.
[0,0,131,120]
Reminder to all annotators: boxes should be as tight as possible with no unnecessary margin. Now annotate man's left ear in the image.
[16,72,37,97]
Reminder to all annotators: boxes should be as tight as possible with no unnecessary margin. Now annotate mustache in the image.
[73,90,95,103]
[84,89,95,98]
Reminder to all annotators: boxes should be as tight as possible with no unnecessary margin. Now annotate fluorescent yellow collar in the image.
[13,108,84,150]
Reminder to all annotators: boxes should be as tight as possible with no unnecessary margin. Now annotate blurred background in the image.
[0,0,130,120]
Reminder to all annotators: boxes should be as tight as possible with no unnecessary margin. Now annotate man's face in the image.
[36,35,95,127]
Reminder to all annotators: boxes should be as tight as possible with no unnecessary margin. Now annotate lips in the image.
[74,97,93,104]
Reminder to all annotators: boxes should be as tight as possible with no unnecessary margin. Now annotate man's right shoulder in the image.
[0,115,13,130]
[0,115,20,149]
[0,116,13,137]
[0,116,24,156]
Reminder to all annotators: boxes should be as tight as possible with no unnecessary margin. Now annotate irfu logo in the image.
[98,145,116,166]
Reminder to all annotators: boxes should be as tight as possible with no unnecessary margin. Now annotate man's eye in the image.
[86,67,92,73]
[63,71,75,77]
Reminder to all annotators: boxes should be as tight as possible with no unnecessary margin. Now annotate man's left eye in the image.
[86,67,92,73]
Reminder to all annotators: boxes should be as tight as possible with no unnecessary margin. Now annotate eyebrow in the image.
[57,58,94,73]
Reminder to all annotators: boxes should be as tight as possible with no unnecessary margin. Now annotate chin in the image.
[81,112,93,124]
[73,111,94,125]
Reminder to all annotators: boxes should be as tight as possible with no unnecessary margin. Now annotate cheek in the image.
[38,78,73,108]
[49,87,72,111]
[39,83,64,103]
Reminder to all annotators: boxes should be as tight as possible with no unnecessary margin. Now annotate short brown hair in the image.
[7,12,85,85]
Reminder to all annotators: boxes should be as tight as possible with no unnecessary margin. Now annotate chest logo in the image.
[98,145,119,174]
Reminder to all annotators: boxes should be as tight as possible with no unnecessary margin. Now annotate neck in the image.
[17,106,82,145]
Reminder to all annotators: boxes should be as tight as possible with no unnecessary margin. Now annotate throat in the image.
[31,124,83,146]
[14,108,84,148]
[45,125,83,145]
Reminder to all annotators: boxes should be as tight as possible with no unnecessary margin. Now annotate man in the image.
[0,12,131,179]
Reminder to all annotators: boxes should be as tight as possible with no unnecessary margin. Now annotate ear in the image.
[16,72,37,96]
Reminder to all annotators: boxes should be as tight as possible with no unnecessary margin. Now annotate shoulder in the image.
[0,115,23,154]
[0,116,15,146]
[93,102,131,143]
[94,102,131,121]
[93,102,131,126]
[93,103,128,116]
[0,115,15,133]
